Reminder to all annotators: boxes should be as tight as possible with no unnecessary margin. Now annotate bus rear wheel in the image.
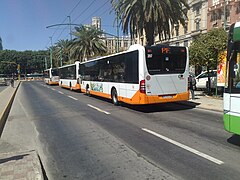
[111,88,119,106]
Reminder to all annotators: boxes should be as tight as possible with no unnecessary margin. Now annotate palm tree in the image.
[69,25,107,62]
[111,0,189,46]
[55,39,71,65]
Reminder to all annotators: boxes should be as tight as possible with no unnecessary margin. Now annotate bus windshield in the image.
[145,46,187,75]
[51,68,59,76]
[228,42,240,89]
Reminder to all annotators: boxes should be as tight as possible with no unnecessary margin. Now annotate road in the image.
[3,81,240,180]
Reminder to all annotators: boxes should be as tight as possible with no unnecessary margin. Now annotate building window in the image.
[196,21,200,31]
[196,6,200,16]
[212,0,219,6]
[184,40,188,47]
[141,38,144,45]
[176,42,179,46]
[184,23,188,34]
[236,4,240,14]
[124,41,128,48]
[194,18,201,31]
[175,24,179,37]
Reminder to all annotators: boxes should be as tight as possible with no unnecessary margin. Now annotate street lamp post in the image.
[49,37,53,68]
[68,16,72,40]
[223,0,226,30]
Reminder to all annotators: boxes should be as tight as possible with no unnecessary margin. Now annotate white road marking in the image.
[51,88,56,91]
[142,128,224,165]
[68,96,78,100]
[18,99,29,118]
[87,104,111,115]
[58,91,64,94]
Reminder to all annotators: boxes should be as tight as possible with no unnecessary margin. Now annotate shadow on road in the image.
[227,135,240,147]
[85,94,199,113]
[121,102,198,113]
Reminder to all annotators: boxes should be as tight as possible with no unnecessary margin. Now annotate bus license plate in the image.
[162,95,173,99]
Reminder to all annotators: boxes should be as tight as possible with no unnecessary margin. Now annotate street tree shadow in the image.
[0,153,29,164]
[227,134,240,147]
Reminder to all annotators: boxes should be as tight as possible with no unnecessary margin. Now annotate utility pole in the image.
[116,10,120,53]
[68,16,72,40]
[45,57,47,69]
[49,37,53,68]
[223,0,226,30]
[60,49,63,67]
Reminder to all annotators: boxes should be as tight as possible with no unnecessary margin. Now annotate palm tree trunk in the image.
[145,22,155,46]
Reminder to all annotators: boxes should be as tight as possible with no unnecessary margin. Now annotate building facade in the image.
[92,17,101,30]
[104,36,134,54]
[157,0,208,47]
[207,0,240,30]
[91,17,133,54]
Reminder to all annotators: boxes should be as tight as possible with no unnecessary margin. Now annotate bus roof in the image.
[80,44,144,64]
[58,61,80,69]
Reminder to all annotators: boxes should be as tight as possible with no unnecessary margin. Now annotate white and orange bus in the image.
[44,68,59,85]
[59,61,81,91]
[79,44,189,105]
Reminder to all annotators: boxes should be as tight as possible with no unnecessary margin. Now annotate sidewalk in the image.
[0,81,44,180]
[180,91,223,112]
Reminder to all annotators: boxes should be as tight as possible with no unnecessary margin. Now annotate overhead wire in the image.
[45,0,83,47]
[63,0,111,40]
[47,0,114,46]
[80,0,110,24]
[72,0,97,23]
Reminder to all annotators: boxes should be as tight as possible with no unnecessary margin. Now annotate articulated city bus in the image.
[79,44,189,105]
[59,61,81,91]
[223,22,240,135]
[44,68,59,85]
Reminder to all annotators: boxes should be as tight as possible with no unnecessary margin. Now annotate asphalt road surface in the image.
[3,81,240,180]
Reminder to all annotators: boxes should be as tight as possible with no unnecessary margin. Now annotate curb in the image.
[0,82,20,137]
[0,81,45,180]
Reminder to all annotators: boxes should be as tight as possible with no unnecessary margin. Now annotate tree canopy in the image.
[189,28,227,70]
[0,50,47,75]
[111,0,189,45]
[68,25,107,62]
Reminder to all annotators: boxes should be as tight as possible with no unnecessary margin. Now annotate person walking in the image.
[10,78,14,88]
[189,77,195,100]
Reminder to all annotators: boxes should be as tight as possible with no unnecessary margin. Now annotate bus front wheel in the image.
[111,88,119,106]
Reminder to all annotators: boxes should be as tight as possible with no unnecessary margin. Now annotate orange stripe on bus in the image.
[83,89,189,105]
[48,81,59,85]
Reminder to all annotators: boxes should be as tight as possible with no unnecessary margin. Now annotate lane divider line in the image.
[141,128,224,165]
[87,104,111,115]
[51,88,56,91]
[58,91,64,94]
[68,96,78,101]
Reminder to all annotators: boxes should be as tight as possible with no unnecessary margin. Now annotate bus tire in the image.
[111,88,119,106]
[86,85,90,96]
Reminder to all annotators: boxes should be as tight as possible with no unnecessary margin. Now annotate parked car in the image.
[0,74,7,86]
[0,78,7,86]
[195,70,217,90]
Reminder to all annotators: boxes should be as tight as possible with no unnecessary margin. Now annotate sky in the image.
[0,0,119,51]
